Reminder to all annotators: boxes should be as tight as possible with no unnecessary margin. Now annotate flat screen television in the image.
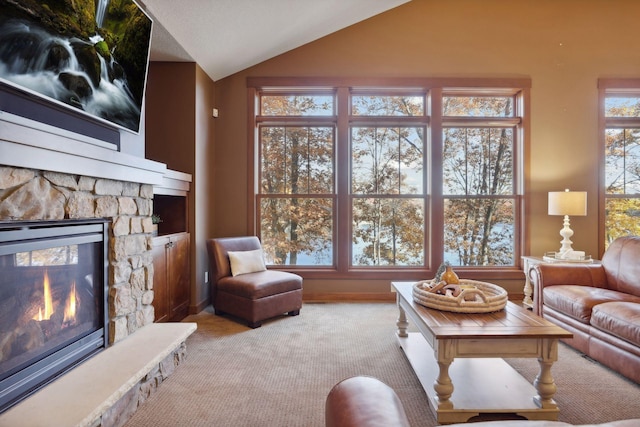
[0,0,153,134]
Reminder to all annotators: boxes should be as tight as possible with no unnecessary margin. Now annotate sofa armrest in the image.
[530,263,607,315]
[325,376,410,427]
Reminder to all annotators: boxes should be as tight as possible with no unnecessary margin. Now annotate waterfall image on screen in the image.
[0,0,153,133]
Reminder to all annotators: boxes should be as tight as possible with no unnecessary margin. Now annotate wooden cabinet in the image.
[153,194,187,236]
[152,232,190,322]
[151,168,191,322]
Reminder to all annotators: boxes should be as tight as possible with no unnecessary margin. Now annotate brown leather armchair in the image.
[206,236,302,328]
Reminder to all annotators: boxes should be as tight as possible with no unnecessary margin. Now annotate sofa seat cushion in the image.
[591,301,640,346]
[217,270,302,300]
[543,285,638,324]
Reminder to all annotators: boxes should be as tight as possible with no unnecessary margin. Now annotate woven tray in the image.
[412,279,508,313]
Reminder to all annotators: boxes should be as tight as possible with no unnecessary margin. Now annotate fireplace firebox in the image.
[0,219,109,414]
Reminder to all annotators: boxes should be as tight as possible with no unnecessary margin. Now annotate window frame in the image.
[598,78,640,255]
[248,77,530,281]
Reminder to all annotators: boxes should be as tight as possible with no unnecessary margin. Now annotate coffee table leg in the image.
[533,339,559,409]
[396,303,409,338]
[434,342,454,409]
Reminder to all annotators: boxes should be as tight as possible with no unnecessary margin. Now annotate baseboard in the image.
[190,299,209,315]
[303,292,396,302]
[510,292,524,302]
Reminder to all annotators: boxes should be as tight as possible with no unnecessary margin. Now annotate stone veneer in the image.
[0,164,156,343]
[0,165,195,427]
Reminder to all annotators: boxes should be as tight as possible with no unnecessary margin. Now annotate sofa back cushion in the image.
[601,236,640,297]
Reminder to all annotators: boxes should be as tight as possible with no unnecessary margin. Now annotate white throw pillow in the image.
[228,249,267,277]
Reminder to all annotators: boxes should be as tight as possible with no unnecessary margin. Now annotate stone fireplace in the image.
[0,219,109,412]
[0,166,156,342]
[0,112,195,426]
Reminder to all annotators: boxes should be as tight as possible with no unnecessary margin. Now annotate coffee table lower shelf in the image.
[398,332,560,424]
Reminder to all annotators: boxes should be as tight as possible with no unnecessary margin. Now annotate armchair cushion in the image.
[228,249,267,276]
[218,270,302,299]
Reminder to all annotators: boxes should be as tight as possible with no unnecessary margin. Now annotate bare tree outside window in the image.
[442,96,517,266]
[350,94,426,267]
[351,126,425,266]
[259,95,334,265]
[603,101,640,244]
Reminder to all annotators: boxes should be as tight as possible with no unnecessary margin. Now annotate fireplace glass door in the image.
[0,219,109,413]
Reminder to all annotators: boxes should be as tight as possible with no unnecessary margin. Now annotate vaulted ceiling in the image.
[141,0,410,81]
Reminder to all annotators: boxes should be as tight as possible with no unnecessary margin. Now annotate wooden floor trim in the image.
[303,292,396,302]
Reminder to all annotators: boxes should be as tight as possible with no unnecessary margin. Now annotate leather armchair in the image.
[206,236,302,328]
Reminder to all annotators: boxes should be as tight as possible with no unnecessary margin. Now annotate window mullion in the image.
[623,129,627,192]
[464,129,469,195]
[336,87,350,272]
[306,128,311,193]
[430,87,444,270]
[397,131,402,194]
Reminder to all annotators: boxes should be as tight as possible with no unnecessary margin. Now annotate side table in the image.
[521,256,600,310]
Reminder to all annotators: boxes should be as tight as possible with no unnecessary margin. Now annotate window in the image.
[599,80,640,247]
[250,78,528,279]
[350,93,426,267]
[442,94,519,266]
[258,93,335,266]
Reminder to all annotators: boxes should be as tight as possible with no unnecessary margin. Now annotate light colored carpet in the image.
[124,302,640,427]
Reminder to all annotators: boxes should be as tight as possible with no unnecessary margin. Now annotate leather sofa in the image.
[326,376,410,427]
[325,376,640,427]
[530,235,640,384]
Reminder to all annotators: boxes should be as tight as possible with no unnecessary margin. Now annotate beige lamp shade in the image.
[548,190,587,216]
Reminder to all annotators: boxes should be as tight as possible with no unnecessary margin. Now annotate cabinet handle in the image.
[166,242,174,249]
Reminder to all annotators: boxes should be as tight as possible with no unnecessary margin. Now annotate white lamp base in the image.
[557,214,574,259]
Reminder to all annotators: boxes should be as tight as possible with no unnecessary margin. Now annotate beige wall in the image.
[212,0,640,297]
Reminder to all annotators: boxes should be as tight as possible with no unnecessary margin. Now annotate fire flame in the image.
[63,281,77,324]
[33,271,54,321]
[32,271,78,324]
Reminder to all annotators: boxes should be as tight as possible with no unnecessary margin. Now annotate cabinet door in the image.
[169,233,190,320]
[151,236,170,322]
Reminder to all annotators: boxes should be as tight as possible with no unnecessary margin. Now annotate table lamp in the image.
[548,189,587,259]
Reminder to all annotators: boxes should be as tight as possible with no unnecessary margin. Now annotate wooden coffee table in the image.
[391,281,572,425]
